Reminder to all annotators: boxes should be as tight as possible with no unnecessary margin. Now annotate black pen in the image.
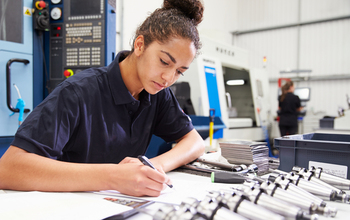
[137,155,173,188]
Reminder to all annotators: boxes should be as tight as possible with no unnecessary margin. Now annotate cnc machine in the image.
[177,36,271,142]
[0,0,116,157]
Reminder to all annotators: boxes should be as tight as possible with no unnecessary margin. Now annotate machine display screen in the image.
[294,87,311,101]
[278,87,311,102]
[70,0,101,16]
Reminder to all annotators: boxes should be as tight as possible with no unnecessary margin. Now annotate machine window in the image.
[0,0,23,44]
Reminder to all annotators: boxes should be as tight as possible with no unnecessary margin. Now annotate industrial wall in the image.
[232,0,350,133]
[117,0,350,134]
[116,0,237,51]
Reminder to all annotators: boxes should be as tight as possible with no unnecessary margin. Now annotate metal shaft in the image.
[237,184,316,220]
[259,180,337,217]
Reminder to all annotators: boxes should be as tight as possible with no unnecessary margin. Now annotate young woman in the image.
[278,81,302,136]
[0,0,205,197]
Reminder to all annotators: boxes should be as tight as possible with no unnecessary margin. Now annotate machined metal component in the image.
[210,190,285,220]
[259,179,337,217]
[283,171,350,204]
[292,166,346,195]
[233,183,317,220]
[311,166,350,190]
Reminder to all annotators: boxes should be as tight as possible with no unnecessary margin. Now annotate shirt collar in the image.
[107,51,151,105]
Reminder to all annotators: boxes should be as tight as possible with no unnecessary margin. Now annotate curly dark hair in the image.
[131,0,204,55]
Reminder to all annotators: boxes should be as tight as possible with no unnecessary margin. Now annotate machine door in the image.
[0,0,33,137]
[249,68,271,127]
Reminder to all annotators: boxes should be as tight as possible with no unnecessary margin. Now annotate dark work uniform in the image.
[278,92,301,137]
[11,51,194,163]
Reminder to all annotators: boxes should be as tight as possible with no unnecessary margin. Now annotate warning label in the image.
[24,7,32,16]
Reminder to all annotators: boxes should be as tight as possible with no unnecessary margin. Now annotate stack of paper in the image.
[219,140,269,175]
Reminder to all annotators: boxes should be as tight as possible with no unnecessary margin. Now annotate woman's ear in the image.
[134,35,145,57]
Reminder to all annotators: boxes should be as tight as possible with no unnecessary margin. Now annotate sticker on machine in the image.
[309,161,348,179]
[24,7,32,16]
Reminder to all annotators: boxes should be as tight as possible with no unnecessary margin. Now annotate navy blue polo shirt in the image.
[11,51,194,163]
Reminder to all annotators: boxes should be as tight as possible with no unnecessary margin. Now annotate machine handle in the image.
[225,92,232,108]
[6,58,31,113]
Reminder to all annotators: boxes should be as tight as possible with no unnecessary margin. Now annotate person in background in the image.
[278,81,302,137]
[0,0,205,197]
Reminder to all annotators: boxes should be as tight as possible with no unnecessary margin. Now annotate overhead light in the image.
[226,79,245,86]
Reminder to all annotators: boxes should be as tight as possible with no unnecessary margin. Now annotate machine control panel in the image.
[47,0,108,91]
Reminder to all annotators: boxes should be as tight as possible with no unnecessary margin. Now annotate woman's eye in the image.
[160,59,168,65]
[177,70,184,76]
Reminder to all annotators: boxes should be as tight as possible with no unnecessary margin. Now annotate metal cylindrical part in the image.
[294,178,335,199]
[309,176,344,195]
[239,183,310,219]
[196,200,218,220]
[267,185,315,211]
[233,199,285,220]
[261,182,336,217]
[296,168,345,195]
[334,193,350,203]
[284,182,326,207]
[316,169,350,190]
[153,205,178,220]
[224,193,285,220]
[272,174,329,206]
[255,192,315,220]
[214,207,249,220]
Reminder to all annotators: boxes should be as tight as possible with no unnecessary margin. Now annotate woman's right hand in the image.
[109,158,170,197]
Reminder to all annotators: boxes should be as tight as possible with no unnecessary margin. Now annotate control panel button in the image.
[51,7,62,20]
[51,0,62,4]
[35,1,46,10]
[63,69,74,78]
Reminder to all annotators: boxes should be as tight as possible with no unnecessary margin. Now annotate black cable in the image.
[37,31,51,94]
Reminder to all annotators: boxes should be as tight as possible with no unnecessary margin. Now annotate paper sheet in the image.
[98,176,235,205]
[0,191,132,220]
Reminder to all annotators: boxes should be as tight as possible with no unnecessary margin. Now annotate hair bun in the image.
[163,0,204,26]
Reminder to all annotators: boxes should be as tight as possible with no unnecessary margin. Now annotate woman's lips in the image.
[153,81,165,90]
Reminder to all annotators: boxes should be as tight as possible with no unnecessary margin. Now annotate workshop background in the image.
[116,0,350,137]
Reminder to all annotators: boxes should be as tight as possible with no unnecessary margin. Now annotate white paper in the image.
[0,191,132,220]
[98,175,235,205]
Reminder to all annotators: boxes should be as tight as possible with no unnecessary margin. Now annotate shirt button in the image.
[132,101,136,105]
[129,111,133,115]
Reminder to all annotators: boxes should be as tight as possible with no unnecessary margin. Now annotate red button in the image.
[38,1,46,8]
[64,70,71,77]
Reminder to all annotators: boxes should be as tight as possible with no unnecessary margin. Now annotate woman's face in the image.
[135,37,196,95]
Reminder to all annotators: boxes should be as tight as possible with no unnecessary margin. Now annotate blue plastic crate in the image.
[274,133,350,178]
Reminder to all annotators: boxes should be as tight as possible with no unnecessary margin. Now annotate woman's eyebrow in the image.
[160,50,189,70]
[161,50,176,63]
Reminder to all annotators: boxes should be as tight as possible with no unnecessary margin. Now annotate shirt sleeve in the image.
[153,88,194,143]
[11,82,81,159]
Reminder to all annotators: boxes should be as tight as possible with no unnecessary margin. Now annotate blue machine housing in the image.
[0,0,116,157]
[0,0,35,156]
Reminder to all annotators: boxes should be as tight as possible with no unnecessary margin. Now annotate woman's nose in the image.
[161,69,175,84]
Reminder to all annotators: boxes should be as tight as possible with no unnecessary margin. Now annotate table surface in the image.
[1,171,350,220]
